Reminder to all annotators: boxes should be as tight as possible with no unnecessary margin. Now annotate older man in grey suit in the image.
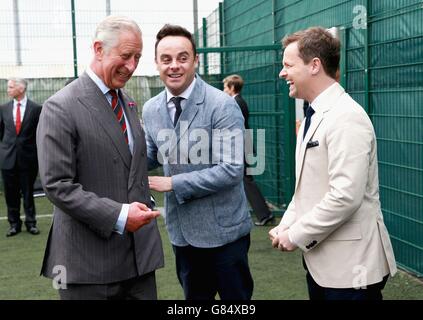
[37,16,164,300]
[143,24,253,300]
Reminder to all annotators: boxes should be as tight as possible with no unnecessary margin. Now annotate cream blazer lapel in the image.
[295,111,324,190]
[294,84,345,191]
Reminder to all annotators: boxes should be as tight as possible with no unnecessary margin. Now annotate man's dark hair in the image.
[155,24,197,58]
[223,74,244,94]
[282,26,340,79]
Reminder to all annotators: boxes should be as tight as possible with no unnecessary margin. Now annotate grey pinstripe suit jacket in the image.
[37,72,164,284]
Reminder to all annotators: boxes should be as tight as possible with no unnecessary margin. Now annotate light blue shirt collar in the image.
[86,66,114,95]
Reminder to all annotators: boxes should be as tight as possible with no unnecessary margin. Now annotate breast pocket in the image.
[306,140,319,149]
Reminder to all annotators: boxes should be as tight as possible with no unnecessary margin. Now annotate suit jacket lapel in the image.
[294,84,345,191]
[158,93,174,130]
[169,76,204,154]
[120,91,144,189]
[5,102,14,130]
[295,112,324,189]
[19,100,33,134]
[77,73,132,170]
[120,91,141,142]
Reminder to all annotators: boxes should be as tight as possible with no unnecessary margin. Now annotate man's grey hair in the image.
[8,77,27,91]
[94,15,142,52]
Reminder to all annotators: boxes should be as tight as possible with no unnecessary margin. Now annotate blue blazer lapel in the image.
[157,93,174,130]
[171,76,204,149]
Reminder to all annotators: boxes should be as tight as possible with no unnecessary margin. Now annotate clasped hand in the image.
[269,224,297,252]
[125,202,160,232]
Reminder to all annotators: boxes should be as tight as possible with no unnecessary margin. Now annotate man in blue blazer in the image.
[143,24,253,300]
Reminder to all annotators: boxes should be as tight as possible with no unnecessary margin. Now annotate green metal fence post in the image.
[363,0,370,115]
[219,2,225,76]
[340,27,347,88]
[284,87,296,206]
[272,0,277,44]
[71,0,78,78]
[272,0,281,205]
[202,18,208,75]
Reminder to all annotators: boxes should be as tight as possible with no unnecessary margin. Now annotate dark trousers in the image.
[243,175,272,221]
[2,164,38,230]
[58,272,157,300]
[173,234,254,300]
[306,271,389,300]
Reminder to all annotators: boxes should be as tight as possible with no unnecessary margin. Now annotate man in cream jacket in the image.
[270,27,397,300]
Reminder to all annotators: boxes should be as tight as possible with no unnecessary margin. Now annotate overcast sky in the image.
[0,0,222,77]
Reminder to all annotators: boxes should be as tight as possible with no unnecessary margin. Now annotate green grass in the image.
[0,196,422,300]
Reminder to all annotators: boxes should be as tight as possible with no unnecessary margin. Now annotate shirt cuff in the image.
[150,195,156,208]
[114,204,129,234]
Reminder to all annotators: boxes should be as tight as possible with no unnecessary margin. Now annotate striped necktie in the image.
[109,90,128,144]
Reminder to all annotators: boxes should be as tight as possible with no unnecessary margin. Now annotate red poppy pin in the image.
[128,101,137,109]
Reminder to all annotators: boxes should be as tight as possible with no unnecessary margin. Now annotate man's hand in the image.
[269,224,288,241]
[125,202,160,232]
[148,176,172,192]
[269,224,297,252]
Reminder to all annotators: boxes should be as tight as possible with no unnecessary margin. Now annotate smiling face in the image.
[92,30,142,89]
[279,42,312,100]
[155,35,198,96]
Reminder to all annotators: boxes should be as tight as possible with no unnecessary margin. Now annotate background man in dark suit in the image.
[36,15,164,300]
[223,74,274,226]
[0,77,41,237]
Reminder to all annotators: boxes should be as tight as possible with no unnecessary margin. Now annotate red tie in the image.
[15,102,21,135]
[109,90,128,144]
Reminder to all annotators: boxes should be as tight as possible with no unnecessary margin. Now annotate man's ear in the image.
[93,40,104,60]
[194,54,199,67]
[310,57,321,75]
